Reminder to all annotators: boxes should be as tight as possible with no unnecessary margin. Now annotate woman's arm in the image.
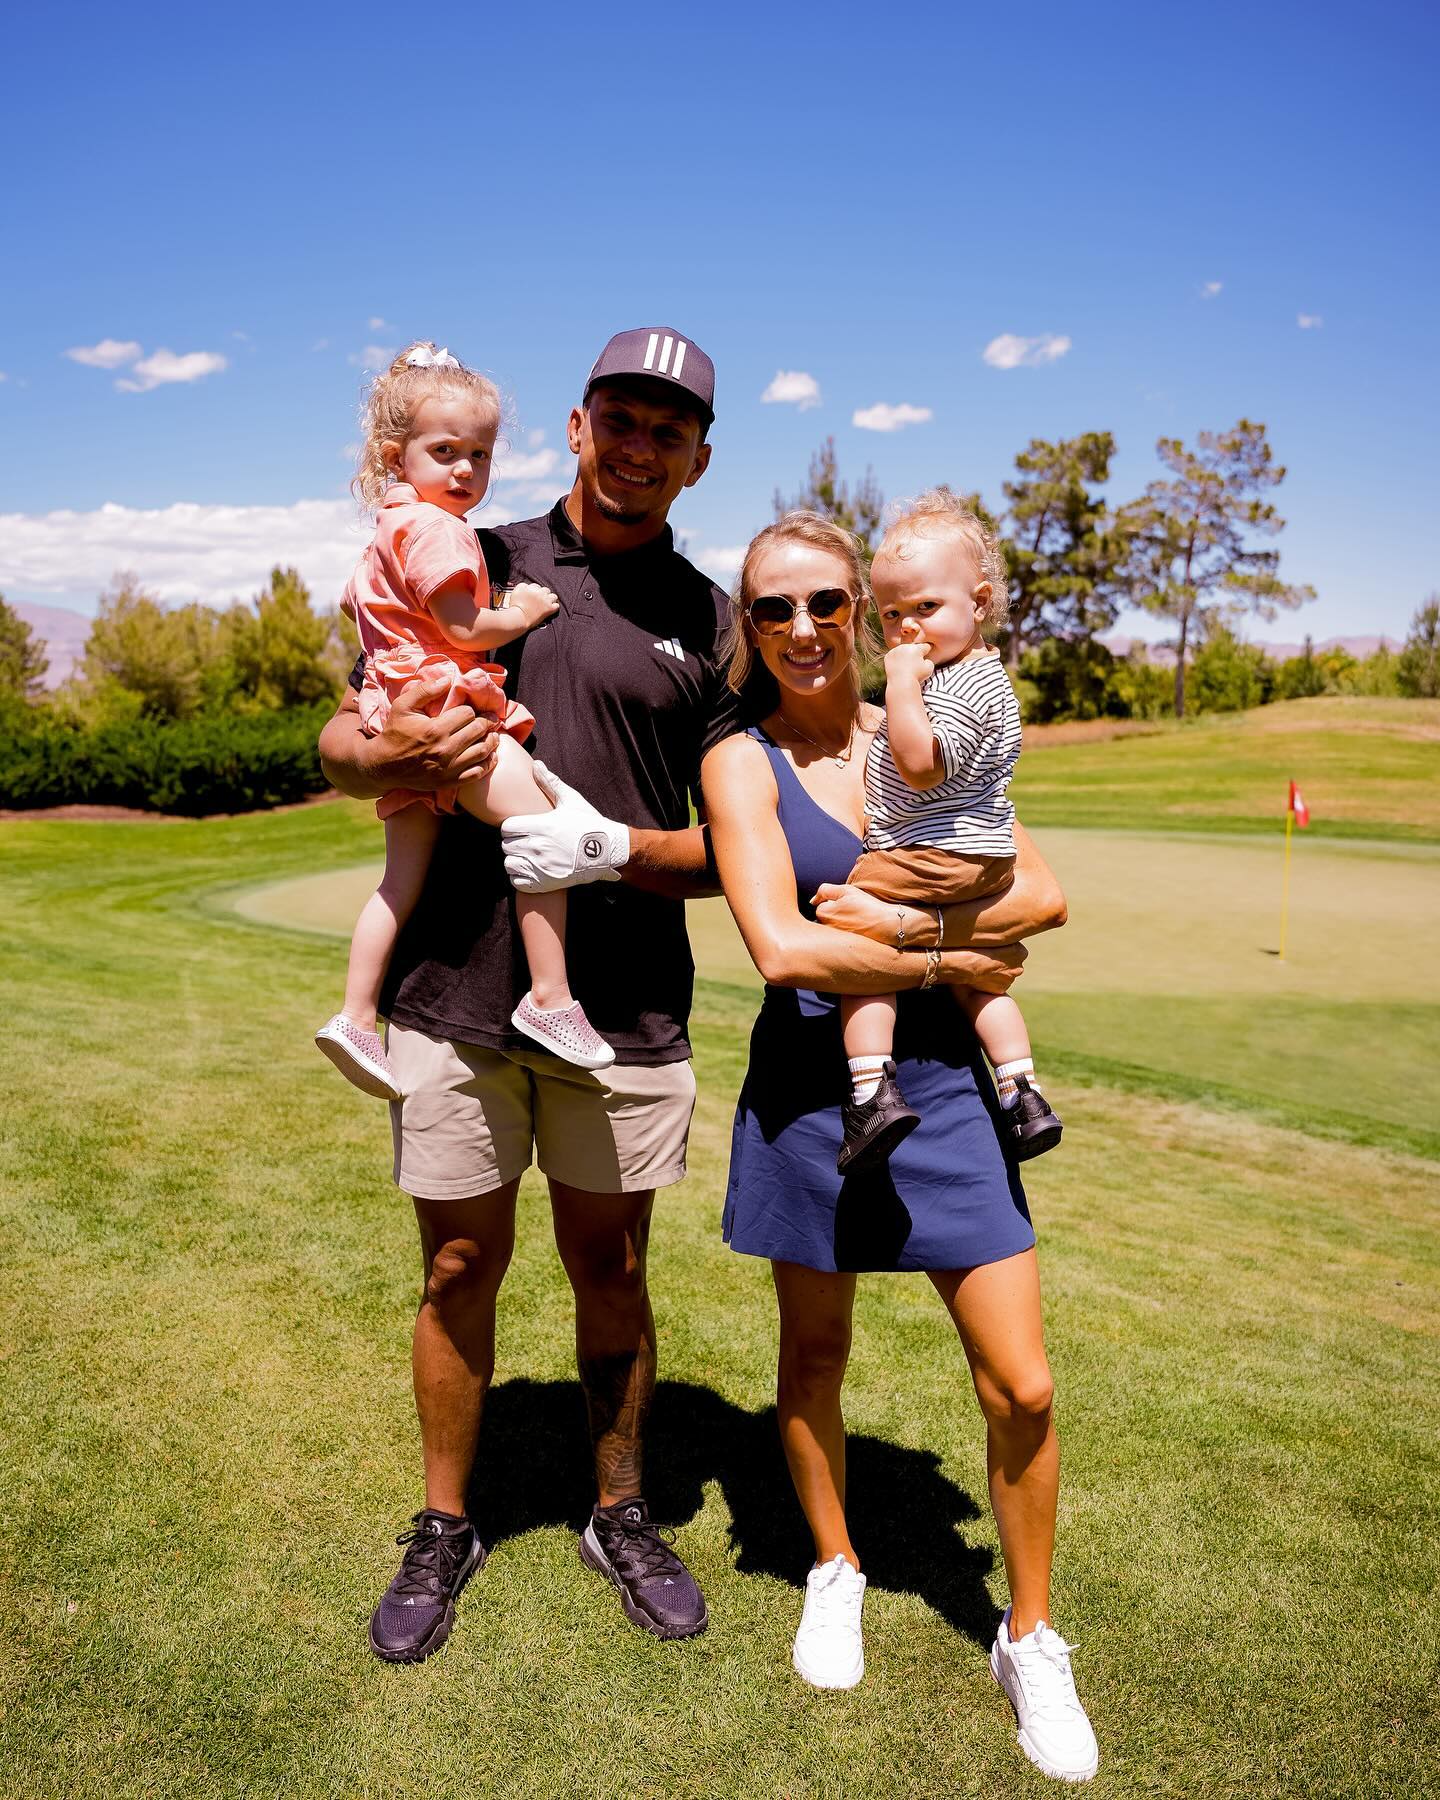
[702,735,1024,995]
[812,821,1067,946]
[430,580,560,653]
[317,681,501,801]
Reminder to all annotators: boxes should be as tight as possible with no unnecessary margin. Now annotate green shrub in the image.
[1188,625,1274,714]
[0,702,335,814]
[1105,652,1174,721]
[1017,636,1125,722]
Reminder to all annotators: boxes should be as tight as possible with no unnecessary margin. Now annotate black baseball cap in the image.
[583,327,715,429]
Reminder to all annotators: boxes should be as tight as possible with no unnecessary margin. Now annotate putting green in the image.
[233,827,1440,1149]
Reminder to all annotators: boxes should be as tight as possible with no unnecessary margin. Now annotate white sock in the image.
[848,1056,888,1104]
[994,1058,1037,1109]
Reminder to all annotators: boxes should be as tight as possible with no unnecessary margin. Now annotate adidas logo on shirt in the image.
[653,637,686,663]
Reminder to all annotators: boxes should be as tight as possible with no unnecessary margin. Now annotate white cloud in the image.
[0,493,546,612]
[0,372,7,383]
[65,338,142,370]
[115,349,228,393]
[312,338,331,352]
[1202,280,1223,298]
[852,402,933,433]
[526,428,547,448]
[493,445,561,491]
[351,344,396,371]
[368,316,389,331]
[694,544,748,585]
[1298,313,1323,329]
[761,370,822,410]
[982,333,1072,370]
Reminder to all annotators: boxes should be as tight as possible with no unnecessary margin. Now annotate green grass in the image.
[3,724,1439,1796]
[240,819,1440,1161]
[1011,697,1440,840]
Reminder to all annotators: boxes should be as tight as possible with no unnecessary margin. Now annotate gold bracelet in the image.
[920,948,942,989]
[933,904,945,948]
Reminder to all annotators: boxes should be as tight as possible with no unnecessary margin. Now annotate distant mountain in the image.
[1100,633,1390,666]
[6,600,92,689]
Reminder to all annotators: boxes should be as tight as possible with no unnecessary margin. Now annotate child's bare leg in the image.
[456,735,573,1009]
[959,988,1062,1157]
[840,992,897,1102]
[342,805,441,1028]
[959,989,1032,1078]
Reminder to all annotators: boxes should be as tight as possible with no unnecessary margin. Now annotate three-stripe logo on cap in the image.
[643,333,688,380]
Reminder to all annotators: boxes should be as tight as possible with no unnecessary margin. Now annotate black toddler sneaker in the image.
[837,1059,922,1177]
[369,1509,487,1664]
[1006,1074,1063,1162]
[579,1497,709,1641]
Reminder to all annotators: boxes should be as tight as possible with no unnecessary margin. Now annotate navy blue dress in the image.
[723,730,1035,1274]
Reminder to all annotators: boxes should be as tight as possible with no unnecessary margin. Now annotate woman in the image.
[701,512,1098,1784]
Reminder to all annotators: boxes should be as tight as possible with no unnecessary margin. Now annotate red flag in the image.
[1288,781,1310,828]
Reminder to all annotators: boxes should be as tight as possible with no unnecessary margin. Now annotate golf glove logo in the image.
[501,762,631,893]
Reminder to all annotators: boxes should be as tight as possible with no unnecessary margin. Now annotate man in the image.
[320,328,736,1659]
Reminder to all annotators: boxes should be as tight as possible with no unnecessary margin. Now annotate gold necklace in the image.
[779,710,861,768]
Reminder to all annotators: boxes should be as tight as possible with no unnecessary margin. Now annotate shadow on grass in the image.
[467,1377,999,1649]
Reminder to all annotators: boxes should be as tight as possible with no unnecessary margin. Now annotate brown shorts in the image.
[848,845,1016,906]
[385,1024,696,1200]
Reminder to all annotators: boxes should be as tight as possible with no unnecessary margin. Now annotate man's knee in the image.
[423,1234,511,1311]
[566,1235,649,1310]
[555,1194,652,1304]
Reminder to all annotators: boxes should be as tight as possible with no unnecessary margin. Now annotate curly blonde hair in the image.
[875,487,1010,633]
[353,342,501,507]
[721,510,882,699]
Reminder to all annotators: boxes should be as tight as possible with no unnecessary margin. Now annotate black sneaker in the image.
[579,1496,708,1641]
[368,1509,487,1664]
[837,1059,922,1177]
[1005,1074,1063,1161]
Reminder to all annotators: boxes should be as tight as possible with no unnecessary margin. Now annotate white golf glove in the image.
[501,761,631,893]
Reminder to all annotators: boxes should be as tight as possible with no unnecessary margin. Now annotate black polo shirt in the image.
[363,500,739,1064]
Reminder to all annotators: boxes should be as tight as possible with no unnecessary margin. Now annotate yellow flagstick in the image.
[1278,802,1294,961]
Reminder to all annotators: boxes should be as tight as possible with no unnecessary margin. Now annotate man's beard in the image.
[591,486,650,526]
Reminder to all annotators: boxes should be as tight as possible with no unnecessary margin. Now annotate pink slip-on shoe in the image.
[510,993,615,1071]
[314,1014,402,1100]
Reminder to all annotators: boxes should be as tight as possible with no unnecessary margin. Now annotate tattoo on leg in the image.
[578,1345,655,1501]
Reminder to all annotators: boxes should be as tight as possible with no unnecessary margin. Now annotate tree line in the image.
[777,420,1439,718]
[0,567,356,723]
[0,572,357,813]
[0,414,1436,812]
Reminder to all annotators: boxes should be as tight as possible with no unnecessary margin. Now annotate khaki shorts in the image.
[385,1023,696,1200]
[849,845,1016,906]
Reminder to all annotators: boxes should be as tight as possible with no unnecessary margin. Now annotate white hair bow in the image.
[404,345,460,370]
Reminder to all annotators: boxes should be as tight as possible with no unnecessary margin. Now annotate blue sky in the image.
[2,0,1436,645]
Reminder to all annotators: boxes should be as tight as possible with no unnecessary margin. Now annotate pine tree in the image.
[1116,421,1313,717]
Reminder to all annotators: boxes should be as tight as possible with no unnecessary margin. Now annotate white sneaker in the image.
[792,1554,866,1690]
[990,1606,1099,1782]
[510,993,615,1071]
[314,1014,401,1101]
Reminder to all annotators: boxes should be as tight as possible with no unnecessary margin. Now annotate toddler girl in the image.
[836,490,1062,1174]
[315,342,613,1099]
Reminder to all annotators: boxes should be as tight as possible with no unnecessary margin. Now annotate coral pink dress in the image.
[344,484,533,820]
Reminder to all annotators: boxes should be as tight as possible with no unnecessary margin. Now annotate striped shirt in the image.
[864,652,1020,855]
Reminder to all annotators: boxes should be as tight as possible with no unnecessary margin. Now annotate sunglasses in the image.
[746,587,855,636]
